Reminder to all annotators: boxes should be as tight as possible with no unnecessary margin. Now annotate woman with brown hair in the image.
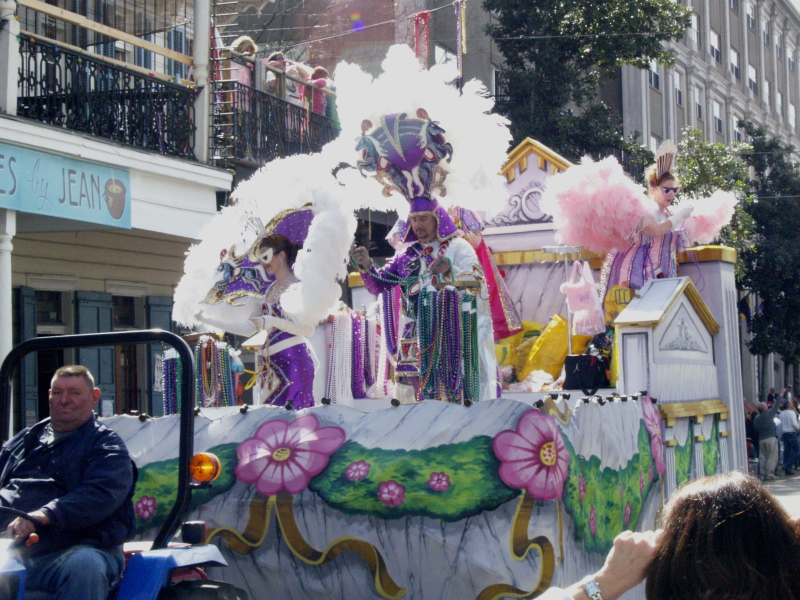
[195,233,315,408]
[539,471,800,600]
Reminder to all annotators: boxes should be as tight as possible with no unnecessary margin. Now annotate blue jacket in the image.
[0,414,136,556]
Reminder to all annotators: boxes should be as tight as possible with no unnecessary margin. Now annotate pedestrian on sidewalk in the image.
[754,400,781,480]
[779,399,800,475]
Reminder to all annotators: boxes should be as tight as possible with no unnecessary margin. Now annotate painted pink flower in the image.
[624,501,632,527]
[589,505,597,536]
[135,495,156,520]
[579,475,586,503]
[648,464,653,482]
[428,472,451,492]
[378,480,406,507]
[639,472,645,494]
[345,460,370,481]
[641,395,667,476]
[493,410,570,501]
[235,414,346,496]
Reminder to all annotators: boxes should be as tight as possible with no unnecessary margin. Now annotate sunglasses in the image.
[658,186,680,194]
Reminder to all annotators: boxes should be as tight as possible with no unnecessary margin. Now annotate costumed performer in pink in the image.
[350,111,499,403]
[541,140,738,301]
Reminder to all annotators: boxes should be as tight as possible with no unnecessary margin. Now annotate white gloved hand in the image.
[667,205,693,230]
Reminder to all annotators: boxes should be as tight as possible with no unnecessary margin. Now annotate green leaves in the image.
[737,122,800,361]
[485,0,690,159]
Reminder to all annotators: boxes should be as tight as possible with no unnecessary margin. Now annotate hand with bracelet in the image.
[542,529,662,600]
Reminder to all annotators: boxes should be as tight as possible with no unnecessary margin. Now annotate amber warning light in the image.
[189,452,222,483]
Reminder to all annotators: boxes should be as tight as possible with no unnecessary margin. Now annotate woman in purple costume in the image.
[196,234,315,408]
[247,234,315,408]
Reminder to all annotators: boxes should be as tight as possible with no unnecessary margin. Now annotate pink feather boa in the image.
[540,156,652,253]
[679,191,738,244]
[540,156,738,251]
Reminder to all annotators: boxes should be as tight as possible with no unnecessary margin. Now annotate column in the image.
[0,0,21,115]
[193,0,211,163]
[0,209,16,367]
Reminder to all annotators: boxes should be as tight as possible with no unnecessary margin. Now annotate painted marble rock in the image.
[106,396,689,600]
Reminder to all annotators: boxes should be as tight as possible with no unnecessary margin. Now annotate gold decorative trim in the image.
[614,277,719,335]
[665,439,678,447]
[500,138,574,183]
[720,430,731,437]
[694,435,706,442]
[492,248,599,266]
[678,245,737,265]
[207,492,406,600]
[474,491,555,600]
[658,399,729,428]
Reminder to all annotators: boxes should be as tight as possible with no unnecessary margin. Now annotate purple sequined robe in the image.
[254,301,315,409]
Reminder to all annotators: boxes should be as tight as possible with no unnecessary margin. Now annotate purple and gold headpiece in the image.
[357,109,458,243]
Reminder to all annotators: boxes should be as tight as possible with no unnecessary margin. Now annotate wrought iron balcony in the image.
[17,36,198,161]
[211,80,341,166]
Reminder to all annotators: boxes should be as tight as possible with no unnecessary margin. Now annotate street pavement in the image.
[765,472,800,516]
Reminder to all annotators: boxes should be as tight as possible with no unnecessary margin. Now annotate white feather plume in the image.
[327,44,512,219]
[172,151,356,329]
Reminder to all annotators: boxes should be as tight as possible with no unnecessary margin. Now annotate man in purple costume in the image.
[352,198,498,402]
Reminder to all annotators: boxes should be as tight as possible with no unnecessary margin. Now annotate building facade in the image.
[615,0,800,152]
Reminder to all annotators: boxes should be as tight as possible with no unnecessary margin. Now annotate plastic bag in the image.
[561,261,605,336]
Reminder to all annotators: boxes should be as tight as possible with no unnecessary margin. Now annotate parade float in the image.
[106,46,746,600]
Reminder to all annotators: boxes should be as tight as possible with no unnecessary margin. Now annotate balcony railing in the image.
[213,82,340,165]
[17,35,198,160]
[210,52,340,167]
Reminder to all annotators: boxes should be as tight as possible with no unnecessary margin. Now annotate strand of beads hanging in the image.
[381,289,399,357]
[364,314,377,389]
[437,287,463,402]
[218,343,236,407]
[350,313,366,399]
[348,249,424,290]
[460,293,481,402]
[327,311,354,406]
[162,349,182,416]
[417,287,440,400]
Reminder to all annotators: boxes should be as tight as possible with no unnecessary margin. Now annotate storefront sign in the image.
[0,142,131,228]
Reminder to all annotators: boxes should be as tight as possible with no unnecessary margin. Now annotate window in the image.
[166,27,187,78]
[763,20,769,46]
[731,116,743,141]
[791,103,797,131]
[713,100,723,133]
[764,80,770,106]
[730,48,740,79]
[746,2,755,28]
[113,296,136,329]
[748,64,758,95]
[35,291,63,325]
[435,44,456,66]
[694,86,703,120]
[710,30,721,62]
[649,135,662,153]
[692,13,701,49]
[777,41,782,59]
[674,71,683,105]
[649,60,660,89]
[730,0,739,12]
[778,91,784,117]
[790,51,796,72]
